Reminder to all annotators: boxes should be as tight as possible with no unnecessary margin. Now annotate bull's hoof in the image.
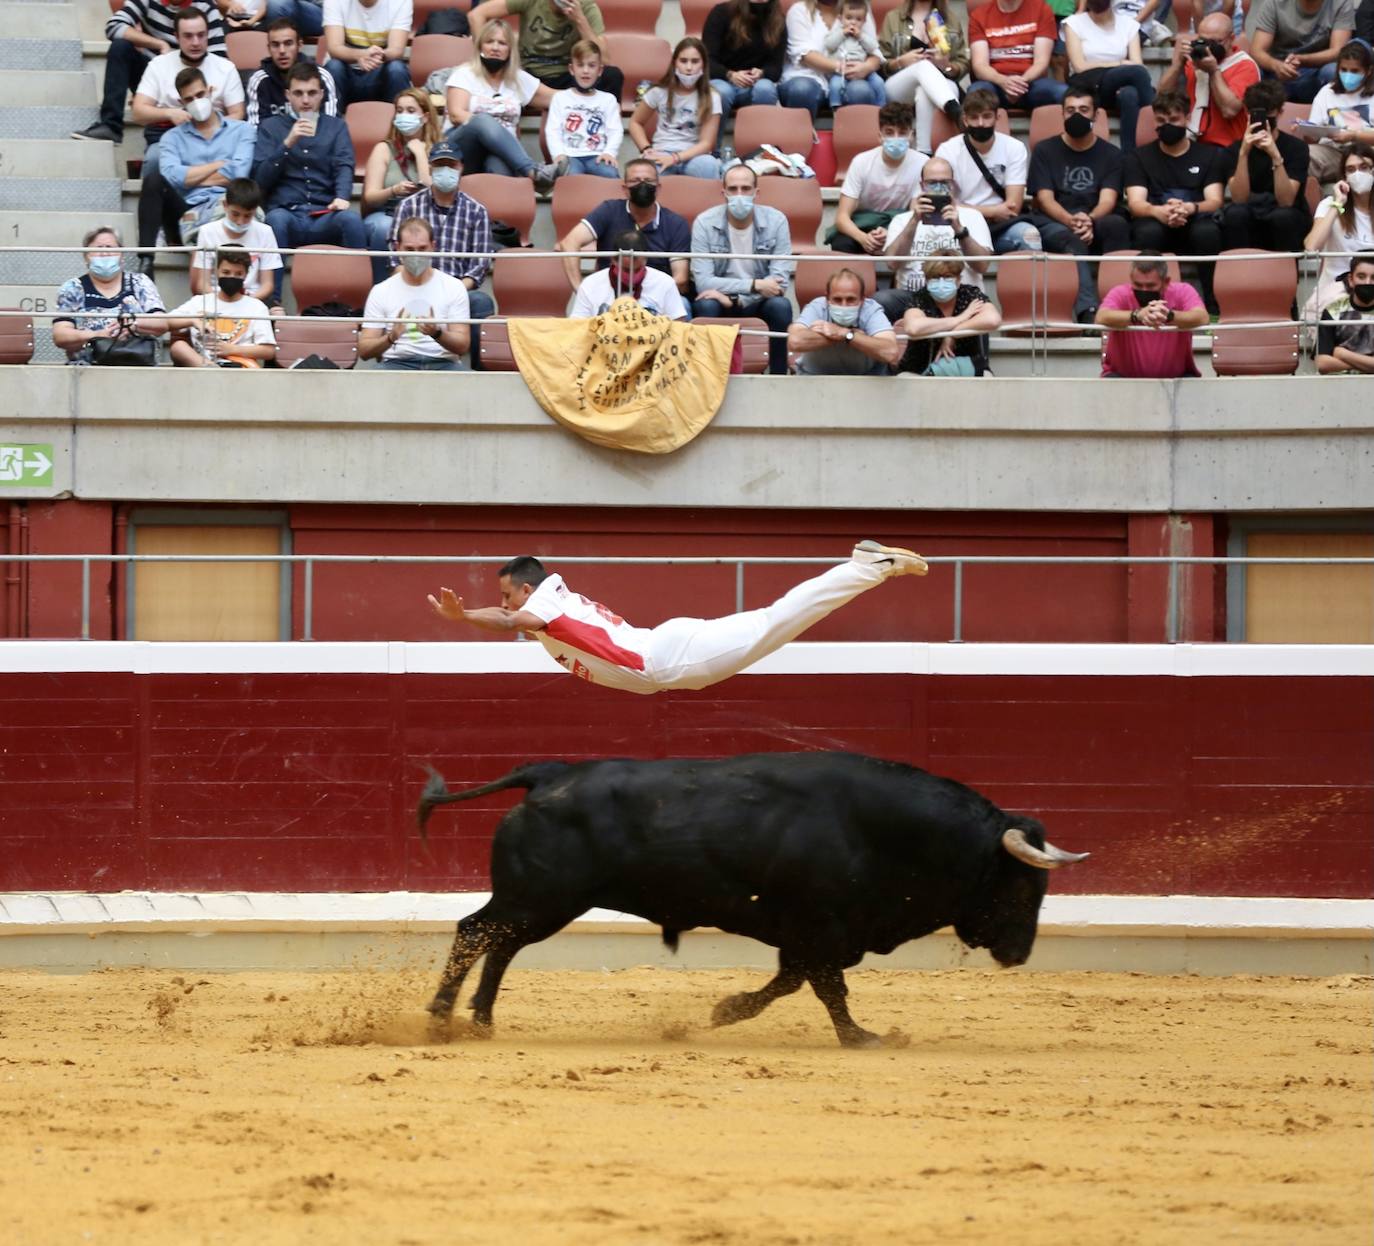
[838,1027,883,1049]
[710,992,758,1028]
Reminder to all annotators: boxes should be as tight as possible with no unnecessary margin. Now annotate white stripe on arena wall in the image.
[0,641,1371,677]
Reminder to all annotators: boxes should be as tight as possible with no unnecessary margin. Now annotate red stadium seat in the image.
[792,254,877,307]
[602,32,673,110]
[409,34,472,88]
[702,315,770,372]
[477,318,520,370]
[492,253,571,316]
[552,173,625,240]
[274,318,359,369]
[832,104,879,185]
[344,101,395,179]
[0,312,35,365]
[597,0,665,35]
[733,105,814,160]
[1096,250,1182,302]
[225,31,267,73]
[1028,105,1108,149]
[996,254,1079,336]
[460,173,537,246]
[656,175,722,226]
[1211,247,1299,377]
[755,175,824,248]
[290,245,374,314]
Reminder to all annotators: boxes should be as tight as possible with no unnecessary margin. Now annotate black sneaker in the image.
[72,122,120,142]
[942,100,962,122]
[1075,306,1098,325]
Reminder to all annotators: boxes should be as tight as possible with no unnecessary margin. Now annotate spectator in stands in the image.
[689,163,795,373]
[253,64,368,253]
[245,19,339,127]
[160,68,257,242]
[391,139,497,323]
[468,0,626,103]
[75,0,226,144]
[787,267,902,372]
[631,38,725,179]
[895,249,1002,374]
[832,101,928,253]
[322,0,412,107]
[824,0,887,110]
[1063,0,1155,153]
[53,227,166,365]
[1103,0,1173,48]
[780,0,884,117]
[1124,91,1225,311]
[445,21,562,189]
[1315,251,1374,370]
[571,229,690,317]
[1249,0,1355,104]
[936,89,1042,253]
[160,246,278,367]
[1221,79,1311,252]
[1029,86,1131,321]
[879,0,966,154]
[1095,251,1209,377]
[967,0,1067,111]
[1157,12,1258,150]
[190,178,283,309]
[556,159,692,296]
[544,40,624,178]
[877,155,993,319]
[362,89,441,280]
[1302,39,1374,184]
[1304,143,1374,308]
[703,0,787,122]
[359,217,473,369]
[1360,0,1374,41]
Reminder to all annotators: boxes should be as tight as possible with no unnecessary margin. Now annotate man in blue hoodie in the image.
[251,62,366,253]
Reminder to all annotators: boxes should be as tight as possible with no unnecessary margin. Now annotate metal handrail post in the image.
[81,558,90,641]
[735,560,744,614]
[952,559,964,643]
[1167,558,1180,644]
[303,559,314,642]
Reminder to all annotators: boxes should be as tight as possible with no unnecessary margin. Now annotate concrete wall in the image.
[2,368,1372,511]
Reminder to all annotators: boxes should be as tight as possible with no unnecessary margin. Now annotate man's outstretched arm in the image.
[427,587,547,633]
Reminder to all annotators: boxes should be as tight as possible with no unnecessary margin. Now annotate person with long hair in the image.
[1303,39,1374,184]
[1304,142,1374,311]
[879,0,967,152]
[703,0,787,123]
[630,37,724,177]
[361,87,442,280]
[780,0,883,117]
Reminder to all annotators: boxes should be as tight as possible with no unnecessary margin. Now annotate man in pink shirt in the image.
[1095,252,1210,378]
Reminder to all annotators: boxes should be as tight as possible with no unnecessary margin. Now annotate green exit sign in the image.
[0,444,53,487]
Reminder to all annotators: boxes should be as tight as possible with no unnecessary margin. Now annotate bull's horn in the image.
[1002,828,1091,870]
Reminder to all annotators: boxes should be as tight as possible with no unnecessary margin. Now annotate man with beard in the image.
[245,18,339,126]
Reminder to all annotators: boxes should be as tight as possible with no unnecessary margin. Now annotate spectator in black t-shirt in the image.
[703,0,786,123]
[1029,86,1131,322]
[1124,90,1226,312]
[896,250,1002,375]
[1221,80,1311,254]
[1316,253,1374,372]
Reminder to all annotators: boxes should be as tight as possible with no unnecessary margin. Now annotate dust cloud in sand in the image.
[1,966,1370,1245]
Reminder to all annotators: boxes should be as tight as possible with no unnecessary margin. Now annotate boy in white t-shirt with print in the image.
[161,247,277,368]
[544,39,624,179]
[189,178,283,310]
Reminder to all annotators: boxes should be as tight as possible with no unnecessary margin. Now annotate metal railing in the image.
[4,552,1372,644]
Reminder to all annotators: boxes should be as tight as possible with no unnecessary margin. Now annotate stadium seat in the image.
[755,175,824,248]
[460,173,537,245]
[225,31,267,73]
[1304,175,1322,214]
[492,253,572,316]
[734,105,814,160]
[409,34,472,88]
[602,32,673,110]
[345,101,395,179]
[477,318,519,370]
[1028,105,1108,149]
[597,0,665,35]
[274,318,359,369]
[703,315,770,373]
[290,245,374,314]
[552,174,625,240]
[996,254,1079,335]
[1277,101,1307,137]
[1211,323,1301,375]
[656,174,721,225]
[872,0,905,26]
[0,313,35,365]
[1211,247,1299,376]
[792,254,877,307]
[832,104,878,186]
[679,0,715,34]
[1096,249,1182,302]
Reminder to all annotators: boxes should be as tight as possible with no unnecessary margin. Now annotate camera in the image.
[1190,38,1208,60]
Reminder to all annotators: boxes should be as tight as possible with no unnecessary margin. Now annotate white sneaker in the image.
[851,540,929,577]
[1145,19,1173,44]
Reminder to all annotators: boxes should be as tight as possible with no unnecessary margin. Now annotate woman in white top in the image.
[629,37,724,179]
[1064,0,1154,152]
[361,88,442,280]
[445,21,562,190]
[1303,142,1374,314]
[1302,41,1374,185]
[879,0,968,153]
[779,0,883,118]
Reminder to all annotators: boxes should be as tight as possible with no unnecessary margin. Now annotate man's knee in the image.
[1095,212,1130,252]
[382,59,410,99]
[1037,220,1084,255]
[332,210,366,248]
[756,295,794,330]
[467,289,495,320]
[873,288,911,319]
[266,209,296,247]
[1130,218,1166,249]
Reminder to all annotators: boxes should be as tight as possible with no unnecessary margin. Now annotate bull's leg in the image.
[711,953,804,1028]
[806,964,882,1049]
[467,937,522,1030]
[427,909,501,1019]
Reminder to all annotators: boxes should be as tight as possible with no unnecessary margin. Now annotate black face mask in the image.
[1063,112,1093,139]
[480,54,509,74]
[628,181,657,208]
[1132,286,1160,306]
[965,124,994,143]
[217,275,245,296]
[1351,282,1374,305]
[1157,122,1188,146]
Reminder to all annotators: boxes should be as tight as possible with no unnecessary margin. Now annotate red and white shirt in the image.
[522,574,656,692]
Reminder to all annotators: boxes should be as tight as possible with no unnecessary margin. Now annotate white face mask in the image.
[1348,169,1374,195]
[186,96,214,123]
[676,70,703,87]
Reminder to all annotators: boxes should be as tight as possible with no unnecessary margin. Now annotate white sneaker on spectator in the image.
[1144,19,1173,44]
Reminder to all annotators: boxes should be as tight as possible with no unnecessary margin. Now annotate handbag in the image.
[89,314,158,367]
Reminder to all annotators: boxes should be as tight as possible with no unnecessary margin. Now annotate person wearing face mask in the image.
[570,230,688,318]
[689,164,795,372]
[1249,0,1355,105]
[630,37,725,179]
[1221,79,1312,252]
[1316,251,1374,369]
[832,101,928,253]
[1063,0,1155,154]
[156,247,278,368]
[1304,142,1374,309]
[556,159,693,296]
[788,267,902,373]
[468,0,625,103]
[1301,39,1374,183]
[359,217,473,369]
[52,226,167,365]
[1095,251,1208,377]
[363,88,442,281]
[896,249,1001,375]
[159,67,257,244]
[544,41,625,178]
[703,0,787,124]
[189,179,284,309]
[246,19,339,128]
[1159,13,1258,149]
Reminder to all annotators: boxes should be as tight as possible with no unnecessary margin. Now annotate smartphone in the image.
[1248,107,1267,126]
[925,193,951,216]
[307,208,336,217]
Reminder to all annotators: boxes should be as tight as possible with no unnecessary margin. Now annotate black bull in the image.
[417,752,1089,1047]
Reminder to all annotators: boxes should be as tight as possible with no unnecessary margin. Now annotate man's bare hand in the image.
[428,586,467,621]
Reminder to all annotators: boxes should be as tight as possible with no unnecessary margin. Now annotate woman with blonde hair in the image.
[880,0,967,153]
[446,20,563,190]
[630,36,724,178]
[362,88,443,279]
[897,248,1000,375]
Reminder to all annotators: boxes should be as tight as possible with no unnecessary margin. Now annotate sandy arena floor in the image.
[1,964,1369,1246]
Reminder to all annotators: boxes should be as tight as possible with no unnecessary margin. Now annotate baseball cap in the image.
[428,138,462,165]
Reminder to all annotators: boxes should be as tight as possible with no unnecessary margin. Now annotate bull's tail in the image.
[416,762,571,841]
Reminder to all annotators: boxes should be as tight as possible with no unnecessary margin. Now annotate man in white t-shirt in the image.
[571,230,688,319]
[190,178,284,309]
[934,88,1043,254]
[831,101,929,255]
[427,543,928,695]
[322,0,412,107]
[359,217,472,370]
[877,156,993,319]
[158,246,277,368]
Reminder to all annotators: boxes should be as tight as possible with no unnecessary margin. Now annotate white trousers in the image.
[883,59,960,152]
[643,561,888,691]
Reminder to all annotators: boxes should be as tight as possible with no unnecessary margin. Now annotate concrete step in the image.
[0,209,137,284]
[0,68,95,107]
[1,176,121,211]
[0,105,100,139]
[0,136,116,179]
[0,38,82,69]
[0,1,82,38]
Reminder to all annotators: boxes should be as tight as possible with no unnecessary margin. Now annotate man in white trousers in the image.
[427,542,928,695]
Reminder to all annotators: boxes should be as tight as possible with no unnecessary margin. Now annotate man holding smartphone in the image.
[1221,79,1311,253]
[1095,251,1209,378]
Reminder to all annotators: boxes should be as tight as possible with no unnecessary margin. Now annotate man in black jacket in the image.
[245,19,338,127]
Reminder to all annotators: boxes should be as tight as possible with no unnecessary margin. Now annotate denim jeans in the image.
[325,56,411,107]
[268,0,322,37]
[267,206,368,253]
[691,294,793,375]
[779,75,882,117]
[448,113,536,176]
[1264,63,1337,105]
[377,355,463,370]
[364,210,394,282]
[991,217,1043,253]
[972,75,1067,110]
[662,153,723,178]
[828,72,886,109]
[1095,64,1155,153]
[564,155,621,177]
[1034,211,1131,313]
[710,76,779,124]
